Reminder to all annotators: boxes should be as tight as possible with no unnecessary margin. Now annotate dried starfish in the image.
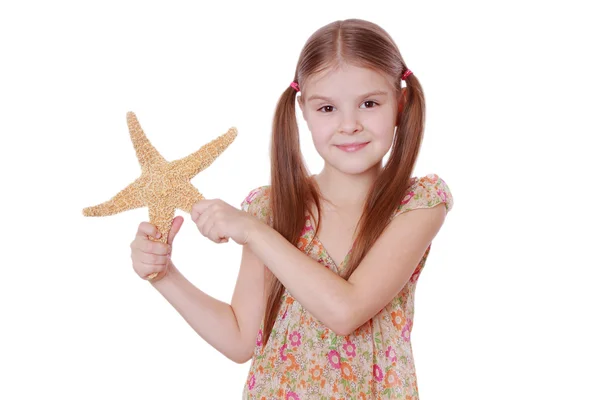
[83,111,237,279]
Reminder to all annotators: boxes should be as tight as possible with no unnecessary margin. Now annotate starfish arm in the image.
[174,182,205,214]
[126,111,167,169]
[147,203,176,245]
[82,180,146,217]
[171,127,237,180]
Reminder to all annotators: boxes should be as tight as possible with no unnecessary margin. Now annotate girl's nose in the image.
[337,112,363,134]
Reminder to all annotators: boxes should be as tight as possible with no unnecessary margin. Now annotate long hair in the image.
[261,19,426,348]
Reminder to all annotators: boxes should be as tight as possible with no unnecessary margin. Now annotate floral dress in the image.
[239,174,454,400]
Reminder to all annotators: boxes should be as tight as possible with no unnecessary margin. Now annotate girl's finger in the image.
[167,216,184,245]
[140,252,169,265]
[136,222,161,239]
[136,261,161,276]
[191,202,206,223]
[131,238,170,255]
[195,210,213,237]
[208,224,227,244]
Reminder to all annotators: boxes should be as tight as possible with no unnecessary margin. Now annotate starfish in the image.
[83,111,237,279]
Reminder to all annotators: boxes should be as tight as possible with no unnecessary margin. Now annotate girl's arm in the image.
[246,204,446,336]
[150,247,267,364]
[246,223,352,336]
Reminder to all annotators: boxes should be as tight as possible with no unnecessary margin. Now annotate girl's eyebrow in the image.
[307,90,389,102]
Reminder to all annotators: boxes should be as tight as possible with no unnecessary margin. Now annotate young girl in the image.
[130,18,453,399]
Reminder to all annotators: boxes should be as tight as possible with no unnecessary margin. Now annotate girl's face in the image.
[298,64,404,176]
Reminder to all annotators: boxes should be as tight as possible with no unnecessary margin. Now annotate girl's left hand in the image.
[191,199,256,245]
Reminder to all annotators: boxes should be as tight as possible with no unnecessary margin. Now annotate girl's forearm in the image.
[149,261,246,363]
[247,221,352,335]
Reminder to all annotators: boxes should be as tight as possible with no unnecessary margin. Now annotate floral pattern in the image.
[239,174,453,399]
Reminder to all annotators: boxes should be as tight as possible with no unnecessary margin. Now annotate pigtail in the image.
[260,80,320,348]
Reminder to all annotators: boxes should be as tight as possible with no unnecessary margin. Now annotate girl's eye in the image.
[318,105,335,113]
[362,100,378,108]
[317,101,379,113]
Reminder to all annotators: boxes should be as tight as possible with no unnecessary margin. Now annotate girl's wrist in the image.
[246,218,266,247]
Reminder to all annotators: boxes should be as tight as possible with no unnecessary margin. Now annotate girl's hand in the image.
[130,217,184,281]
[191,199,256,245]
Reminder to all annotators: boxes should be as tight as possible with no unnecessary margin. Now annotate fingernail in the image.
[156,232,161,238]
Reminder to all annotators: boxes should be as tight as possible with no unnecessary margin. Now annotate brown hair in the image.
[261,19,425,347]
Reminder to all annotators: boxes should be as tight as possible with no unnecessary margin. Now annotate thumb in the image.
[167,216,184,246]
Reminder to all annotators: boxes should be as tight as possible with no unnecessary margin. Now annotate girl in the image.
[130,18,453,399]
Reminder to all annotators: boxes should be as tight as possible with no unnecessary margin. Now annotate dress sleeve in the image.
[394,173,454,217]
[240,185,272,225]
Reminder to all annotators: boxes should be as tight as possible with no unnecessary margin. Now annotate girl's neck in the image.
[312,165,381,209]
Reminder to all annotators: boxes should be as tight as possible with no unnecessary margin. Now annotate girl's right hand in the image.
[130,216,184,282]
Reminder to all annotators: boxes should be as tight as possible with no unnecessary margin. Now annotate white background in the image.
[1,0,598,399]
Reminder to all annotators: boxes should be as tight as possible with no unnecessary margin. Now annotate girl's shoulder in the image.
[240,185,272,224]
[395,173,454,216]
[240,174,454,221]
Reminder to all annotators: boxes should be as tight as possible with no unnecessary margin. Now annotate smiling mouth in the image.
[335,142,370,151]
[336,142,369,146]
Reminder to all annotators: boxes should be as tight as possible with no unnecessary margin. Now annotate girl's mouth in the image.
[335,142,369,152]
